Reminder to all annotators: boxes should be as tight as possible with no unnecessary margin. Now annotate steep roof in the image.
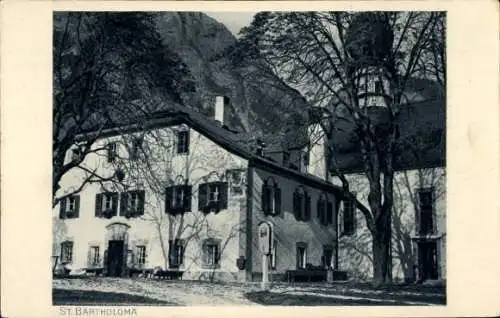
[77,104,343,194]
[329,98,446,173]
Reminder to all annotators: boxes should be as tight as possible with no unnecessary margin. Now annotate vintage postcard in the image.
[1,1,499,317]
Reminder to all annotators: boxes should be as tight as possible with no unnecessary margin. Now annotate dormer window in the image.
[176,130,190,154]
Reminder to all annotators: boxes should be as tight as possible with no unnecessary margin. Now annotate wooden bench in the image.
[152,270,184,280]
[286,269,348,283]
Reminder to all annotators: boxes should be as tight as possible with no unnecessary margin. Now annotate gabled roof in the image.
[77,104,343,194]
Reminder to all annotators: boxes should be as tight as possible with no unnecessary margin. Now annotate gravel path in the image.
[53,278,262,306]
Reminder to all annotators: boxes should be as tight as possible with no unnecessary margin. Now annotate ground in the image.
[53,277,446,306]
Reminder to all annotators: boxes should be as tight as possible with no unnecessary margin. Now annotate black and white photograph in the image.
[50,10,448,306]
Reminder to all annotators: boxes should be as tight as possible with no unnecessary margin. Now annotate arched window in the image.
[262,177,281,216]
[293,186,311,221]
[317,192,334,226]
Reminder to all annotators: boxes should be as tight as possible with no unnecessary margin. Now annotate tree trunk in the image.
[371,213,392,285]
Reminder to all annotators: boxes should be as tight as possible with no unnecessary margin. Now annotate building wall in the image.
[53,124,249,280]
[249,166,339,281]
[332,167,446,281]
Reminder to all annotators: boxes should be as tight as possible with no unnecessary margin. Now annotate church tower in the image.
[345,12,394,110]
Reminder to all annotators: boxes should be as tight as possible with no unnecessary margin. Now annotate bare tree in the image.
[229,11,446,284]
[52,12,195,207]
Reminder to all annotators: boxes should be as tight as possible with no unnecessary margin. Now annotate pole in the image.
[261,253,270,290]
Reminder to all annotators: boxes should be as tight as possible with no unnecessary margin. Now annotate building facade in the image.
[53,100,351,282]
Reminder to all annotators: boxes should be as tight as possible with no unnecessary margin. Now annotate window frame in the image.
[129,137,143,161]
[418,187,435,235]
[202,238,221,268]
[293,187,310,221]
[136,245,147,267]
[175,130,190,155]
[342,196,356,236]
[198,182,228,213]
[168,239,185,269]
[107,142,118,163]
[262,177,281,216]
[296,242,308,269]
[60,241,73,264]
[89,246,100,267]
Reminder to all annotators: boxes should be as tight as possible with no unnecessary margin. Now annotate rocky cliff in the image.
[153,12,309,138]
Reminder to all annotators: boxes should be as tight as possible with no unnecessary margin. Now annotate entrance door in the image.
[107,240,124,277]
[418,241,438,281]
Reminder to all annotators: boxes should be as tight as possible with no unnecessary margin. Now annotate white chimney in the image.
[215,95,226,124]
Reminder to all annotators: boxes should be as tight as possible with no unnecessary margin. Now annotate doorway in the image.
[418,241,438,281]
[107,240,124,277]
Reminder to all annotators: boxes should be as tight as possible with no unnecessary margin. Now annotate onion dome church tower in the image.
[345,12,394,110]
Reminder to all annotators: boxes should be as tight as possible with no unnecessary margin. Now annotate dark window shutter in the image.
[168,240,174,266]
[87,247,92,267]
[220,182,228,210]
[120,192,128,217]
[59,197,67,219]
[184,185,192,212]
[185,131,190,153]
[293,191,300,220]
[137,190,145,216]
[274,185,281,215]
[317,197,324,222]
[261,181,270,215]
[415,190,421,235]
[305,192,311,221]
[215,243,221,263]
[198,183,208,212]
[326,201,333,225]
[74,196,80,218]
[95,194,103,217]
[165,187,173,214]
[111,193,119,216]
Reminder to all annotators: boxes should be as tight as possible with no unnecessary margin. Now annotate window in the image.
[168,239,184,268]
[59,195,80,219]
[165,185,192,214]
[227,169,246,197]
[107,142,117,163]
[322,246,333,269]
[375,79,384,94]
[342,196,356,236]
[71,147,82,162]
[293,187,311,221]
[418,188,434,235]
[136,245,147,266]
[95,192,118,218]
[129,138,143,160]
[176,130,189,154]
[198,182,228,213]
[262,178,281,216]
[317,194,334,226]
[296,243,307,269]
[120,190,145,217]
[88,246,100,267]
[202,239,221,268]
[60,241,73,263]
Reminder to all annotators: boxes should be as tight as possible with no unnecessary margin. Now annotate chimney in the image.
[215,95,228,124]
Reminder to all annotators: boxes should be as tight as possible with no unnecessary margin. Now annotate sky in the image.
[204,12,257,37]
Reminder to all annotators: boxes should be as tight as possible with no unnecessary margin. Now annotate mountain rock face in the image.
[153,12,308,140]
